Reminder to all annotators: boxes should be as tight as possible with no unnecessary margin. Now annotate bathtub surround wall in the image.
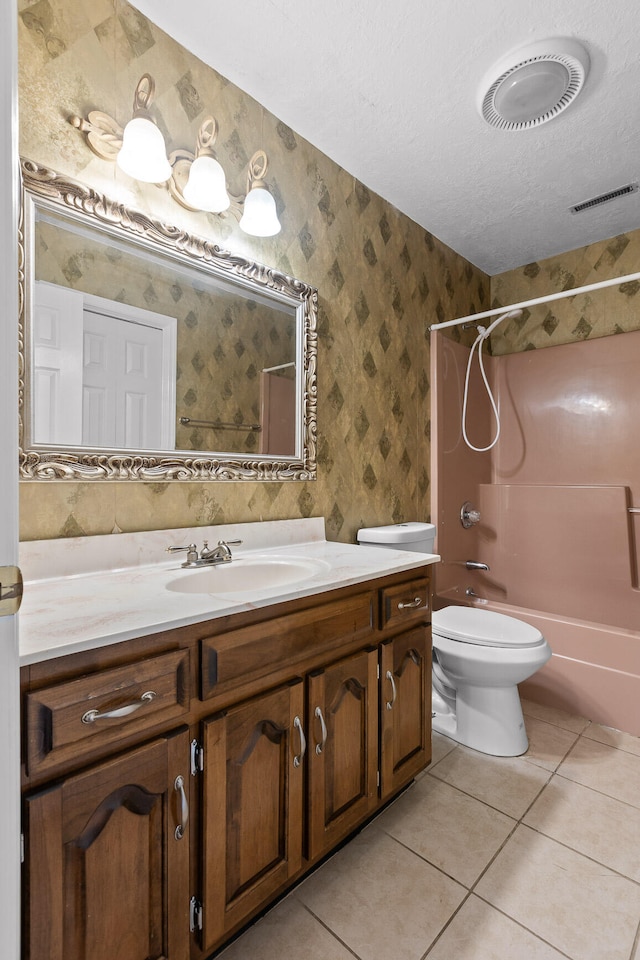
[17,0,487,543]
[432,232,640,736]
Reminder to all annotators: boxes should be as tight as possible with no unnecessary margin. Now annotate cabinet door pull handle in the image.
[385,670,397,711]
[398,597,423,610]
[81,690,157,724]
[293,715,306,767]
[314,706,328,755]
[174,775,189,840]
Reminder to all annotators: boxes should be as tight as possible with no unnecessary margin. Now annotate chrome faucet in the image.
[200,540,242,563]
[167,539,243,568]
[465,560,490,571]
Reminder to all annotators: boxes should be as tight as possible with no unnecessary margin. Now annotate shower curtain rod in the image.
[262,361,295,373]
[429,269,640,332]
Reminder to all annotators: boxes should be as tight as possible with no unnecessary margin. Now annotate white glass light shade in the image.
[182,155,230,212]
[239,184,281,237]
[493,60,570,123]
[116,116,171,183]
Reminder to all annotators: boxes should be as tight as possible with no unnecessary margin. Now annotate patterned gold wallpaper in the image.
[18,0,488,543]
[490,229,640,356]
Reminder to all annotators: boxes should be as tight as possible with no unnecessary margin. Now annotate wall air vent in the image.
[570,182,638,214]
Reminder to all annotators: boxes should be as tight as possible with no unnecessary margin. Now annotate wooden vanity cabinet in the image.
[379,626,431,799]
[23,728,191,960]
[200,680,305,953]
[21,567,433,960]
[306,646,379,861]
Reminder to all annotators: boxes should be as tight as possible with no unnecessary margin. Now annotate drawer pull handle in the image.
[293,715,306,767]
[314,706,328,755]
[398,597,423,610]
[174,775,189,840]
[385,670,397,711]
[81,690,157,724]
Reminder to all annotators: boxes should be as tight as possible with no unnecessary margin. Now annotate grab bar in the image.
[179,416,261,432]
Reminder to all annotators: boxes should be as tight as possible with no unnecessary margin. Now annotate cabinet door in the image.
[380,627,431,799]
[307,647,378,861]
[201,680,304,953]
[24,729,190,960]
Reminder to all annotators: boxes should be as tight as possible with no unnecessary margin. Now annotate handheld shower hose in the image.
[462,309,523,452]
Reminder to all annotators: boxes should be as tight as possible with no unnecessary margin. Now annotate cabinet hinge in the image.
[190,738,204,776]
[190,896,203,933]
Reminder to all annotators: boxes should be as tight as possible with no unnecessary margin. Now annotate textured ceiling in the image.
[130,0,640,275]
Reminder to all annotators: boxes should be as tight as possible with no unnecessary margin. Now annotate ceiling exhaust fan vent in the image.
[478,38,590,131]
[570,183,638,214]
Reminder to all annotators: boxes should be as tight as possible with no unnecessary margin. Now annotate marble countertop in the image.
[18,518,439,666]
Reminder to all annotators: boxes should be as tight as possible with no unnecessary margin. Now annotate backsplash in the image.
[490,228,640,355]
[18,0,488,543]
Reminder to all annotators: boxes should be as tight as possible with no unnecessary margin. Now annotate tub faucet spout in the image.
[466,561,490,571]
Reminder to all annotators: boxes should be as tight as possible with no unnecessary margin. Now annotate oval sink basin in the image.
[165,555,330,596]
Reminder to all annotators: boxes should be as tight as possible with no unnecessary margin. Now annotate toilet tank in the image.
[357,521,436,554]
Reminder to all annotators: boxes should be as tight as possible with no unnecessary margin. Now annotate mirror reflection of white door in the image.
[34,282,177,449]
[83,309,165,448]
[32,282,83,444]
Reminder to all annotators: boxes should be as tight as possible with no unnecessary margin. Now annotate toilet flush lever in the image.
[465,561,490,571]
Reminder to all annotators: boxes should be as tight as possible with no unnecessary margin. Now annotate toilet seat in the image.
[432,606,544,649]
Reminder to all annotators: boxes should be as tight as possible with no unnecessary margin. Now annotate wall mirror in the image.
[19,159,317,481]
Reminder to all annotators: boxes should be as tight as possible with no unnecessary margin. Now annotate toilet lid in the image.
[432,606,544,648]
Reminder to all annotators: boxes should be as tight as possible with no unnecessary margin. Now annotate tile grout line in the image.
[553,769,640,814]
[426,763,554,821]
[293,898,364,960]
[628,915,640,960]
[470,892,576,960]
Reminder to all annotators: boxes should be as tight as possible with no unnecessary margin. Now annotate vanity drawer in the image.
[201,591,374,700]
[380,576,430,630]
[25,648,191,776]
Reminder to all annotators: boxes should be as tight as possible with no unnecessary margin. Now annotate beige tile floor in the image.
[219,699,640,960]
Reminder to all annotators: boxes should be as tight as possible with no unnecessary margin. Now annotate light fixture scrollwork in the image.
[69,74,282,237]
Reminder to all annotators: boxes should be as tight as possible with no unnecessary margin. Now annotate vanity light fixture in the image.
[69,73,171,183]
[116,74,171,182]
[170,116,230,213]
[69,75,282,237]
[239,150,282,237]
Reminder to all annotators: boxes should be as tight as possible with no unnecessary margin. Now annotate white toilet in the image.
[431,606,551,756]
[357,522,552,757]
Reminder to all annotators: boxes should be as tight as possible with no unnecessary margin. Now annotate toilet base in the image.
[432,683,529,757]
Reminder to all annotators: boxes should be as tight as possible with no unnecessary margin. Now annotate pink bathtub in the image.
[431,329,640,738]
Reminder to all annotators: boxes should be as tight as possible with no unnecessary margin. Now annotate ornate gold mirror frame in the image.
[18,159,317,481]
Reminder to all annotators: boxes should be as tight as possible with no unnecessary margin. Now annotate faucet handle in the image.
[166,543,198,564]
[460,501,481,528]
[218,539,243,547]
